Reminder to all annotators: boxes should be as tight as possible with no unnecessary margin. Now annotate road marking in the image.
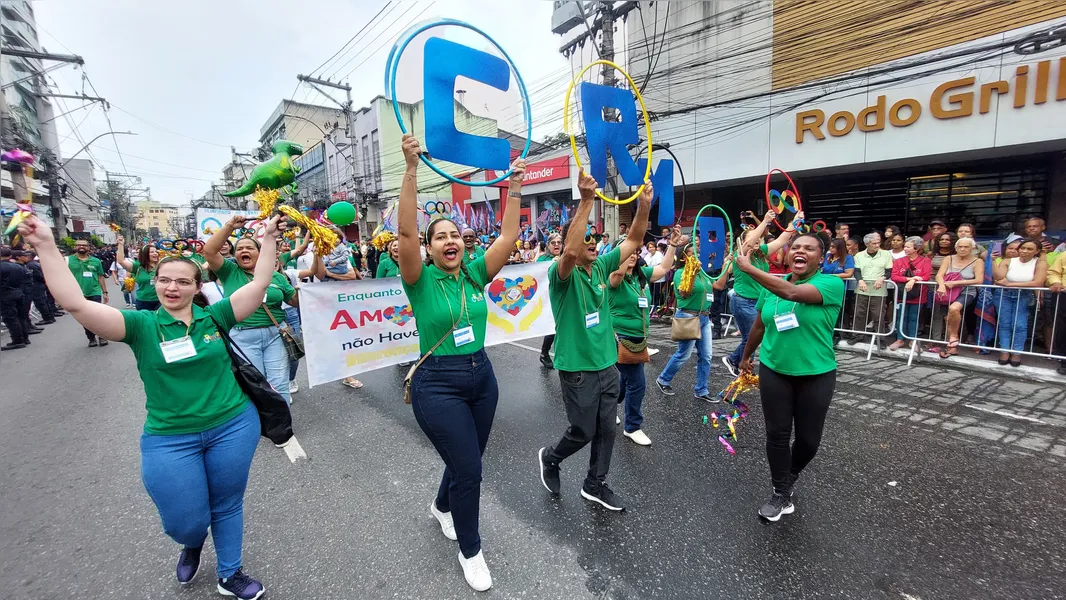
[900,594,923,600]
[964,404,1047,424]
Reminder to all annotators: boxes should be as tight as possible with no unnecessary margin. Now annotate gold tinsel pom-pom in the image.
[679,255,700,295]
[252,187,280,220]
[122,276,136,292]
[371,231,397,251]
[277,205,339,257]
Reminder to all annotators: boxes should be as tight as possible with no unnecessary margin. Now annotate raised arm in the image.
[115,235,134,271]
[228,215,284,322]
[650,226,684,281]
[556,171,598,281]
[734,245,825,304]
[766,211,802,256]
[203,215,246,272]
[712,257,734,291]
[741,210,777,253]
[397,134,424,286]
[484,159,526,278]
[18,216,126,340]
[617,182,653,264]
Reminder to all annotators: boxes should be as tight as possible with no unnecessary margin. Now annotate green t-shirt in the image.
[608,265,653,338]
[852,249,894,297]
[213,259,295,328]
[462,245,486,264]
[732,243,769,300]
[548,248,621,371]
[403,258,490,355]
[278,251,298,270]
[131,259,159,302]
[377,255,400,279]
[755,272,845,376]
[673,269,714,313]
[121,299,250,435]
[536,254,556,263]
[67,255,105,297]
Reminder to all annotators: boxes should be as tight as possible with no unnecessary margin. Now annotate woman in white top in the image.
[888,234,906,261]
[991,238,1048,367]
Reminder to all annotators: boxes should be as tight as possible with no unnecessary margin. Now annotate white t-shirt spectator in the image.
[645,250,665,282]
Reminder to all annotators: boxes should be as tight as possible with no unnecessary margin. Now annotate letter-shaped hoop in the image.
[691,203,734,283]
[563,59,652,205]
[386,19,532,187]
[764,168,802,231]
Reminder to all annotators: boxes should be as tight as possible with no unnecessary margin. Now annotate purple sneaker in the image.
[217,569,265,599]
[176,547,201,584]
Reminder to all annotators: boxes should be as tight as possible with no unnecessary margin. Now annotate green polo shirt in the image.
[213,258,295,328]
[130,259,159,302]
[403,258,490,355]
[549,248,621,372]
[121,299,250,435]
[377,255,400,278]
[608,266,653,338]
[732,243,769,300]
[755,272,845,376]
[67,255,105,297]
[673,269,714,313]
[853,249,894,297]
[536,254,556,263]
[462,245,486,265]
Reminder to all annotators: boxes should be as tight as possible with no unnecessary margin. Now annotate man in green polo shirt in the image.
[538,173,652,512]
[68,238,110,347]
[849,232,894,346]
[461,228,485,265]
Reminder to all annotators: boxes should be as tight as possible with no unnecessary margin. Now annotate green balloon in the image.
[327,201,356,226]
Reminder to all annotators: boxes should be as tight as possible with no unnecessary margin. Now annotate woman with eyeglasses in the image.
[115,235,161,311]
[16,213,285,600]
[203,216,298,405]
[538,233,563,368]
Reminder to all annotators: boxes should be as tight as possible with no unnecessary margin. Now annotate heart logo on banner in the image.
[383,304,414,326]
[486,276,538,316]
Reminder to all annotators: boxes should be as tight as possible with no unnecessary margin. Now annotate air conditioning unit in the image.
[551,0,587,35]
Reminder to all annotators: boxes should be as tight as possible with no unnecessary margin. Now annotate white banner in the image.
[300,262,555,387]
[195,208,262,240]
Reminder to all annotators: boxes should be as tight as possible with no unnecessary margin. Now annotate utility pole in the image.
[599,1,619,236]
[296,75,357,195]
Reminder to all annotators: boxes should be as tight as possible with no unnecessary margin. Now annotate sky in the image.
[31,0,584,206]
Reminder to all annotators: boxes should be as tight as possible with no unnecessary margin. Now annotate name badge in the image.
[83,271,93,277]
[160,336,198,363]
[774,312,799,331]
[637,297,649,308]
[585,312,600,329]
[453,326,475,346]
[705,292,714,302]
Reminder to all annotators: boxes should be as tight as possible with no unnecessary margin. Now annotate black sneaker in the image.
[176,546,201,584]
[540,354,554,369]
[36,319,56,325]
[655,379,675,396]
[217,569,265,599]
[27,328,42,335]
[98,339,109,347]
[1,342,27,351]
[1058,362,1066,376]
[580,481,624,511]
[694,393,714,402]
[538,447,560,495]
[758,491,795,522]
[88,338,99,347]
[721,356,739,377]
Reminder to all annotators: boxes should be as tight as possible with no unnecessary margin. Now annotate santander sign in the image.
[492,156,570,186]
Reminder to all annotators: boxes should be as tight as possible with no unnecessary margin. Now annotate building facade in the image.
[135,200,180,239]
[258,100,344,152]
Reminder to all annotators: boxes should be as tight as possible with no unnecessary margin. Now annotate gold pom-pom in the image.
[252,187,280,220]
[122,276,136,292]
[277,205,339,257]
[678,255,700,295]
[371,231,397,251]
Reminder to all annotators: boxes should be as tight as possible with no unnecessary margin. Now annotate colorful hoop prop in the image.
[155,239,174,251]
[764,168,802,231]
[386,19,532,187]
[563,59,652,205]
[691,203,734,283]
[812,220,828,233]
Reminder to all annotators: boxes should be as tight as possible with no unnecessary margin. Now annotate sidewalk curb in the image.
[836,341,1066,384]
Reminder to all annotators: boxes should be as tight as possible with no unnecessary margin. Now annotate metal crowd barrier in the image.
[898,281,1062,367]
[832,279,899,360]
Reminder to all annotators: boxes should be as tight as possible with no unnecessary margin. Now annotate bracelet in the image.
[507,191,521,198]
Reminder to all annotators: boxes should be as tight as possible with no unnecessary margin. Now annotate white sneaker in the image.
[289,380,299,393]
[430,501,457,541]
[457,550,492,591]
[616,415,621,425]
[623,429,652,446]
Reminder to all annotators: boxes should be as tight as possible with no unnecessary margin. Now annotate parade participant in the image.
[722,210,800,376]
[0,248,30,349]
[538,173,652,513]
[462,228,485,264]
[538,233,563,369]
[68,238,109,347]
[735,234,845,522]
[397,134,525,592]
[376,239,401,278]
[16,213,284,599]
[116,236,161,310]
[220,239,235,261]
[23,250,56,324]
[609,226,682,445]
[203,216,298,405]
[112,260,134,308]
[654,243,715,399]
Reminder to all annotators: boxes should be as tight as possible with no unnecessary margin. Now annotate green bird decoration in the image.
[223,140,304,197]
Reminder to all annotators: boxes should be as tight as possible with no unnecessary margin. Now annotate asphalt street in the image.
[3,292,1066,600]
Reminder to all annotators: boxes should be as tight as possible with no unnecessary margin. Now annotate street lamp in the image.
[61,131,136,168]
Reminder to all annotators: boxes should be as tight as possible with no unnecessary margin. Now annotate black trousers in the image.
[759,364,836,494]
[546,366,620,486]
[1053,291,1066,363]
[33,285,54,321]
[541,334,555,356]
[83,295,102,340]
[1,294,27,344]
[16,294,33,336]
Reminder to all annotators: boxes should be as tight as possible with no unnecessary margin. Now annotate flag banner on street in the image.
[300,261,555,387]
[195,208,263,240]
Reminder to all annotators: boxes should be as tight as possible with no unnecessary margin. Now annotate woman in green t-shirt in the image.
[735,234,845,523]
[16,213,285,599]
[395,134,524,592]
[115,235,161,311]
[608,227,682,446]
[654,243,718,400]
[537,233,563,367]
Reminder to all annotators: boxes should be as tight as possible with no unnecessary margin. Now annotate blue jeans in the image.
[896,302,920,341]
[728,295,759,364]
[230,325,291,405]
[995,289,1033,352]
[140,404,260,579]
[135,299,161,311]
[657,312,713,396]
[122,291,135,305]
[616,361,646,433]
[411,349,499,559]
[283,306,302,382]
